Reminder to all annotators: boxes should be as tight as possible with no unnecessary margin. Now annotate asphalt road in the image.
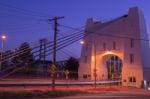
[51,92,150,99]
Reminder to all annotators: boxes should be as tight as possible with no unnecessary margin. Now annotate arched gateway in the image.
[79,7,150,88]
[105,55,122,80]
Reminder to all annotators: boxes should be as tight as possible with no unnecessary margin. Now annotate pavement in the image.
[51,93,150,99]
[0,85,149,99]
[50,91,150,99]
[0,78,150,99]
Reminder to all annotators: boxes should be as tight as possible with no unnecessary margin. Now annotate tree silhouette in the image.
[12,42,35,74]
[1,50,14,69]
[65,57,79,79]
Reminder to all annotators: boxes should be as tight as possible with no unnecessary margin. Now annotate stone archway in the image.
[106,55,122,80]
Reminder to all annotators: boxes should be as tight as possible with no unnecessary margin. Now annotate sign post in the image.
[64,70,69,87]
[50,64,57,89]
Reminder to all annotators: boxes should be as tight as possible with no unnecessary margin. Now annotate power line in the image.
[59,24,85,31]
[58,25,85,38]
[60,24,150,42]
[0,22,49,28]
[32,29,84,52]
[40,31,83,53]
[0,24,49,31]
[33,32,83,58]
[0,2,53,18]
[2,22,150,63]
[60,49,77,58]
[45,34,84,57]
[0,11,47,22]
[16,26,83,59]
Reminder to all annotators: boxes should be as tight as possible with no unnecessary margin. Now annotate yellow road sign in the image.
[50,64,57,74]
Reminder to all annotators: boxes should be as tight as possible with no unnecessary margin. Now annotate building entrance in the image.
[106,55,122,80]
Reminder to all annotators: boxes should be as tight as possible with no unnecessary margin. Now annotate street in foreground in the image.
[0,86,150,99]
[52,91,150,99]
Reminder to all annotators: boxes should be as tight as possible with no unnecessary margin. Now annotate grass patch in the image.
[0,90,87,99]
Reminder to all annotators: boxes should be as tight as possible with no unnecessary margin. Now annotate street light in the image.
[93,41,97,89]
[2,35,6,40]
[80,40,97,88]
[80,40,84,45]
[0,35,6,70]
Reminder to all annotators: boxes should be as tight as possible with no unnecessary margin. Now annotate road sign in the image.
[64,70,69,75]
[50,64,57,74]
[64,70,69,79]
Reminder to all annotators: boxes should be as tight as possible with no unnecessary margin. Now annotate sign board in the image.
[64,70,69,79]
[50,64,57,74]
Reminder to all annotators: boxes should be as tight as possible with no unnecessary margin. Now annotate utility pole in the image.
[48,16,64,89]
[39,39,47,61]
[93,41,97,89]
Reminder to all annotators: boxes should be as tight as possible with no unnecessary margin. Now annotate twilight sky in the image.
[0,0,150,60]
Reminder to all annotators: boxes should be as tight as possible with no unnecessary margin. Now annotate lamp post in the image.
[93,41,97,89]
[80,40,97,88]
[0,35,6,71]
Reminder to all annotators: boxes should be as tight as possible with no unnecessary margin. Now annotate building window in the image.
[88,74,91,77]
[103,43,106,50]
[129,77,132,82]
[129,76,136,83]
[130,54,134,64]
[133,77,136,82]
[84,56,87,63]
[130,39,134,48]
[83,74,87,79]
[113,41,116,50]
[123,79,127,82]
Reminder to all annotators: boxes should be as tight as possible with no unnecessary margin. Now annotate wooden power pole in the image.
[48,16,64,89]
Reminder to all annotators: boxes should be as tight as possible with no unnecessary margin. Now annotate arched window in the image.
[106,55,122,80]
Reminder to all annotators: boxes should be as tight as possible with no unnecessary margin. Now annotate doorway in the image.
[106,55,122,80]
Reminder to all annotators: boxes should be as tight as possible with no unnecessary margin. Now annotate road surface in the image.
[51,92,150,99]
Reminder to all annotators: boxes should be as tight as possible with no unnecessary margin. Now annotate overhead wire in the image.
[0,2,52,18]
[0,11,47,22]
[1,1,149,60]
[7,25,84,59]
[45,33,84,57]
[3,21,150,63]
[32,29,84,53]
[33,32,84,57]
[1,26,84,61]
[0,2,53,31]
[0,22,49,30]
[59,24,85,31]
[0,25,49,31]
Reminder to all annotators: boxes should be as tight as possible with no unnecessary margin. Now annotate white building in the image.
[79,7,150,88]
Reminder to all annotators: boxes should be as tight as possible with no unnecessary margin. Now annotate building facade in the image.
[79,7,150,88]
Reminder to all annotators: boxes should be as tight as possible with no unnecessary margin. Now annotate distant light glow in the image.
[1,35,6,40]
[106,51,112,54]
[103,51,113,56]
[91,55,95,62]
[80,40,84,45]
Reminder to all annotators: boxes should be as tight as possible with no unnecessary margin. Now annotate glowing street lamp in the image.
[80,40,84,45]
[0,35,6,70]
[1,35,6,40]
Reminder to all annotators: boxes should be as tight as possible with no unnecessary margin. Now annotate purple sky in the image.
[0,0,150,60]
